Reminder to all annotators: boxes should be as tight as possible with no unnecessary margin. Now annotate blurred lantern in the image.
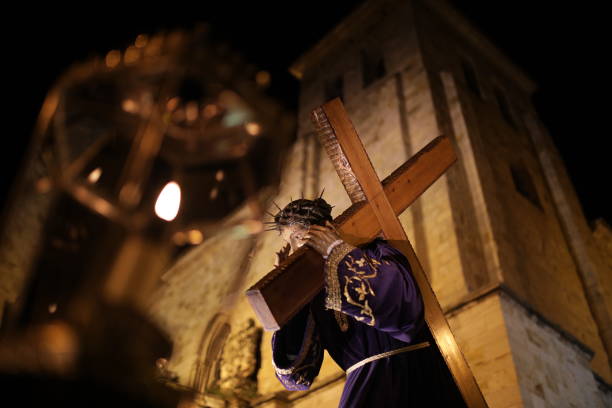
[17,25,294,315]
[0,24,293,407]
[43,27,292,241]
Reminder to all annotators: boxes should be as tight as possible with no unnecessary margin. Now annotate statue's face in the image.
[280,224,309,253]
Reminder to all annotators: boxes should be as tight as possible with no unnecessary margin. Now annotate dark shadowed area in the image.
[2,1,608,224]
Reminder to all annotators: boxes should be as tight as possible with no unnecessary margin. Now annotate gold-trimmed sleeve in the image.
[323,241,356,311]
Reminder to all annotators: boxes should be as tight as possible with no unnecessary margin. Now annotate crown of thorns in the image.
[264,191,333,232]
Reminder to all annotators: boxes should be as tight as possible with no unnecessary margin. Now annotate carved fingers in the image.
[275,243,291,266]
[305,221,343,257]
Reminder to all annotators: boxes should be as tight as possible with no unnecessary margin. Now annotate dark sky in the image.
[2,2,609,225]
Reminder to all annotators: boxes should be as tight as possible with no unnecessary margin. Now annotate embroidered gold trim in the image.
[345,341,431,375]
[324,242,355,312]
[324,242,355,332]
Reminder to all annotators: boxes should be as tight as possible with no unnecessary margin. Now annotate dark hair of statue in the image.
[270,198,333,231]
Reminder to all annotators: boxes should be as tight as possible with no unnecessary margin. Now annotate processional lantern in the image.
[0,25,293,407]
[48,28,292,243]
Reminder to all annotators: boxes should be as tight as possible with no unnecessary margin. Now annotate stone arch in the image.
[191,312,231,393]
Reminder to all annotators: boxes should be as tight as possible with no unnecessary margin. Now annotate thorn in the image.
[265,211,275,217]
[319,187,325,199]
[273,201,282,210]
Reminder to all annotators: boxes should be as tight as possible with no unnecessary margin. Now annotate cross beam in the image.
[246,134,454,329]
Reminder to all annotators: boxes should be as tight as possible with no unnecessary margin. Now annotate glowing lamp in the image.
[154,181,181,221]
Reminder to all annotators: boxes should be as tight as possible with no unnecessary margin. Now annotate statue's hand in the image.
[305,221,343,258]
[275,243,291,267]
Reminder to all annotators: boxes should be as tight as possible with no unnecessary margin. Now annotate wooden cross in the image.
[246,98,487,407]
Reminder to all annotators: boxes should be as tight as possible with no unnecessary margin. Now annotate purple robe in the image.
[272,239,466,407]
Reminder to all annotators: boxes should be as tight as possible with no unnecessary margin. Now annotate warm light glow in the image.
[155,181,181,221]
[48,303,57,314]
[87,167,102,184]
[245,122,261,136]
[215,170,224,182]
[36,177,52,193]
[209,186,219,200]
[105,50,121,68]
[187,229,203,245]
[135,34,149,48]
[203,104,219,119]
[124,46,140,65]
[185,101,199,122]
[255,70,271,87]
[173,232,187,246]
[38,322,78,372]
[73,185,116,218]
[92,198,114,217]
[166,97,180,112]
[122,98,139,113]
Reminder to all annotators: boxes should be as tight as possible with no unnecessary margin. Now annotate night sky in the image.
[2,2,608,225]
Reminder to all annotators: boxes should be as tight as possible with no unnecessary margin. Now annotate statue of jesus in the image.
[270,197,466,407]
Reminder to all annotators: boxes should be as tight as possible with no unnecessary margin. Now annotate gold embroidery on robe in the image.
[324,243,386,328]
[324,242,355,331]
[340,254,383,326]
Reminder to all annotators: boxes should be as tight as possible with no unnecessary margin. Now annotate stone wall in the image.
[148,233,257,384]
[446,292,523,408]
[501,292,609,407]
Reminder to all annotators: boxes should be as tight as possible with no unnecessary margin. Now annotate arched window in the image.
[191,313,231,393]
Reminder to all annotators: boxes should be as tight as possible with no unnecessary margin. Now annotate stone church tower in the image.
[1,0,610,407]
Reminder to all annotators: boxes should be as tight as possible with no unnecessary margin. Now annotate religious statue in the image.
[215,318,262,404]
[270,197,466,407]
[155,357,179,384]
